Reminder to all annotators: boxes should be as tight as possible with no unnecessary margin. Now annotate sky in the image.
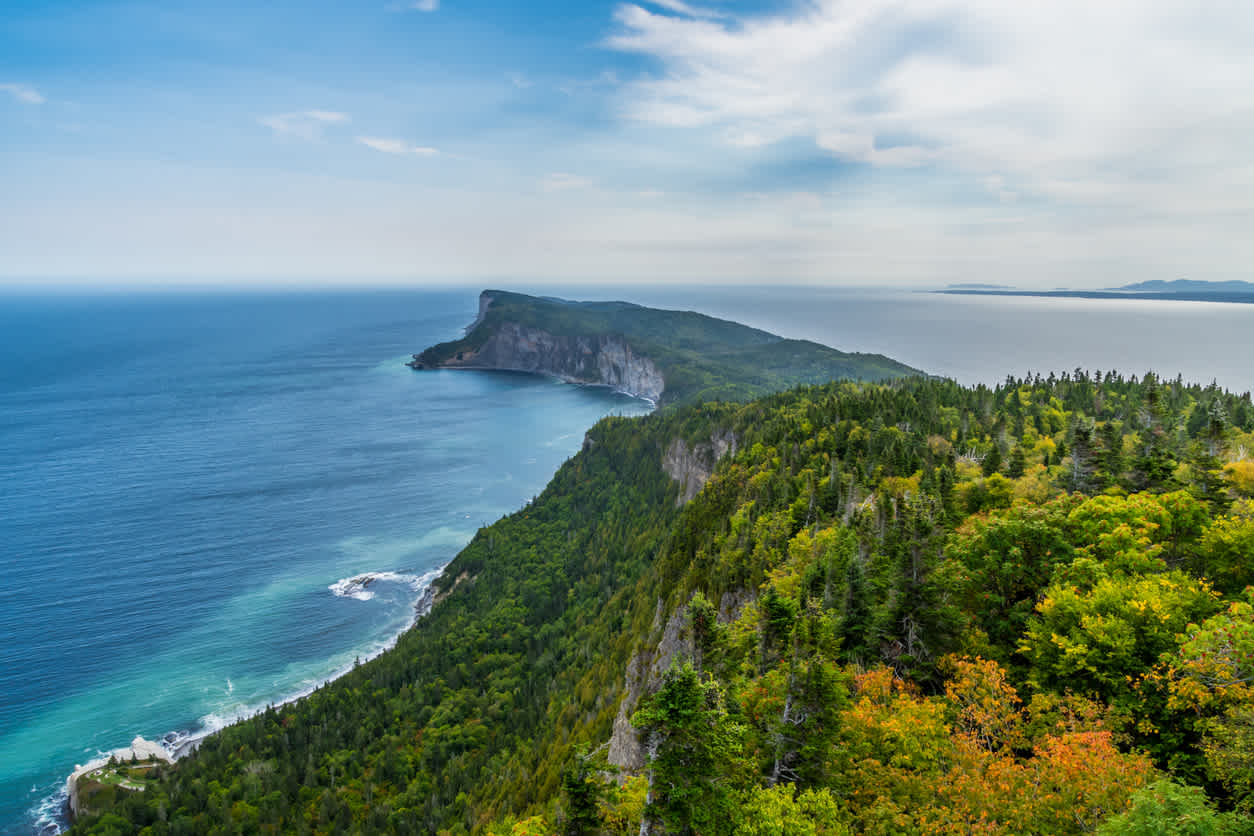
[1,0,1252,288]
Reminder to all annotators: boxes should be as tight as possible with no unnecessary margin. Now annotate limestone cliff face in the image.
[607,602,692,771]
[419,322,665,403]
[662,430,739,505]
[608,431,742,770]
[606,585,754,772]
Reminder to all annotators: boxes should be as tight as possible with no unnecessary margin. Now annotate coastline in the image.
[932,288,1254,305]
[413,364,661,409]
[5,290,664,836]
[54,566,446,832]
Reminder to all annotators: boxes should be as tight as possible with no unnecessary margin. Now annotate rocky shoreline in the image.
[61,570,447,829]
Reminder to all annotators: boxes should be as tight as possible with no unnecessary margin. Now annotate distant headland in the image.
[410,289,921,406]
[936,279,1254,304]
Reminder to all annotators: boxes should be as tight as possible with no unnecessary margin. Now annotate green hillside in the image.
[411,291,920,405]
[74,369,1254,835]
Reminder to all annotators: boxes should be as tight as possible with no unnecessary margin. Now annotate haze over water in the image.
[2,285,1252,834]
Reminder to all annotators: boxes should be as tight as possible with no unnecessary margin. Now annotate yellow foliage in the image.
[880,473,921,500]
[928,435,953,457]
[599,776,648,835]
[942,656,1022,751]
[1012,463,1057,504]
[509,815,551,836]
[1224,459,1254,497]
[843,667,952,782]
[955,459,982,481]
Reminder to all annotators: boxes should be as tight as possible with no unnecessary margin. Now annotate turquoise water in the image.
[0,289,651,833]
[4,284,1253,834]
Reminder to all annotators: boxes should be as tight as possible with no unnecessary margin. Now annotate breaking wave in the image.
[328,570,431,601]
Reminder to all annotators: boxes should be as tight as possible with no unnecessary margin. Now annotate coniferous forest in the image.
[75,371,1254,835]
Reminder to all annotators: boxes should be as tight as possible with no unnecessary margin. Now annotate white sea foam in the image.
[328,570,432,601]
[29,782,69,835]
[50,565,445,833]
[207,566,443,728]
[195,568,446,738]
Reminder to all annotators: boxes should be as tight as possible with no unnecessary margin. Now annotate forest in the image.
[74,370,1254,835]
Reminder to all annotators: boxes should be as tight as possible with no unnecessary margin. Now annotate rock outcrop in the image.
[412,321,665,404]
[607,602,693,771]
[607,431,742,769]
[606,582,754,772]
[67,736,172,821]
[662,430,739,505]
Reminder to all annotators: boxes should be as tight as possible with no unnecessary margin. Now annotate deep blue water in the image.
[0,289,651,833]
[3,285,1253,834]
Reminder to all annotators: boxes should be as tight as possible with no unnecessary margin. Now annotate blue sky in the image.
[2,0,1251,287]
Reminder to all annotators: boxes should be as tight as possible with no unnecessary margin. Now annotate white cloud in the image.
[412,0,439,11]
[541,173,594,192]
[507,72,532,89]
[1,83,45,104]
[259,110,350,141]
[357,136,439,155]
[607,0,1254,211]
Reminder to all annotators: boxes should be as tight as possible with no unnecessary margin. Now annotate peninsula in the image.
[410,290,920,405]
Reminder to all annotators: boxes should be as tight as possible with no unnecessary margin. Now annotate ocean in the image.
[2,285,1252,833]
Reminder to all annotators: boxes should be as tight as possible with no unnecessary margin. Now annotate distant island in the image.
[937,278,1254,304]
[410,290,920,406]
[1111,279,1254,294]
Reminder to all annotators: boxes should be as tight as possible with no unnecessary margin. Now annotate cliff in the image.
[410,290,921,406]
[661,430,738,506]
[413,318,665,403]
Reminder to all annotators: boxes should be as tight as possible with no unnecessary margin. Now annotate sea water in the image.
[3,285,1253,834]
[0,288,650,833]
[611,285,1254,395]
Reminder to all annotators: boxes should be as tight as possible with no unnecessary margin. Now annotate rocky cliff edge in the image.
[410,293,665,404]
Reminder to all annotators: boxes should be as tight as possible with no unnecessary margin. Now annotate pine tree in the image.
[633,664,747,836]
[982,444,1003,477]
[1007,446,1027,479]
[561,746,602,836]
[1095,421,1124,491]
[1067,420,1097,493]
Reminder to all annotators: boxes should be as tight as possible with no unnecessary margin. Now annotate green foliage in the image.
[633,663,749,835]
[1021,570,1220,704]
[687,590,722,671]
[75,369,1254,835]
[940,497,1078,664]
[1195,514,1254,594]
[1203,706,1254,813]
[561,746,602,836]
[1096,779,1239,835]
[733,785,850,836]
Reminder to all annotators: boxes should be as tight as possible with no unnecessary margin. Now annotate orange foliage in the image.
[942,655,1022,751]
[841,660,1157,834]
